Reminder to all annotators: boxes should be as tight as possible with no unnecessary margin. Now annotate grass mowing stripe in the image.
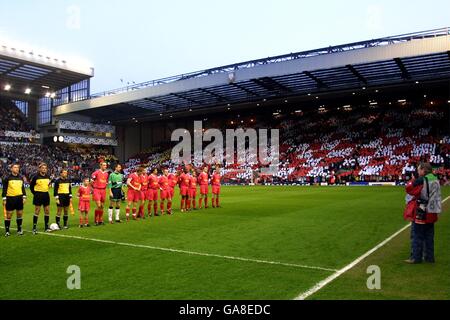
[294,195,450,300]
[0,226,338,273]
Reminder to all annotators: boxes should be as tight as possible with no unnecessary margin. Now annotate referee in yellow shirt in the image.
[54,169,73,230]
[30,163,51,234]
[2,163,26,237]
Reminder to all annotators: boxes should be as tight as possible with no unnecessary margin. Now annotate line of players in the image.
[125,165,222,222]
[2,161,222,237]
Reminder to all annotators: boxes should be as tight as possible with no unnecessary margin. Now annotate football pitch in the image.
[0,186,449,300]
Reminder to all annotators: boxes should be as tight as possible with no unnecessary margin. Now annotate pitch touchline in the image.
[294,195,450,300]
[0,227,337,273]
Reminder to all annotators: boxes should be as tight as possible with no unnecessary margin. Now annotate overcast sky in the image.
[1,0,449,93]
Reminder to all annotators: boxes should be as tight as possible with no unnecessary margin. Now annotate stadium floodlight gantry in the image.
[0,42,93,98]
[0,41,94,126]
[54,27,450,123]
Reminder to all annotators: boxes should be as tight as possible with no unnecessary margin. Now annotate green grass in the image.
[0,186,448,300]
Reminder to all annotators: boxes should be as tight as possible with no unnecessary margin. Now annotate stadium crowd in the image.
[0,99,33,132]
[0,143,117,184]
[0,99,117,186]
[123,102,450,186]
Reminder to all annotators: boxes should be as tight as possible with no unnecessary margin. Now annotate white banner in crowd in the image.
[0,131,41,139]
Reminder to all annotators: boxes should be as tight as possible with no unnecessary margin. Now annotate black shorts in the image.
[57,195,71,208]
[6,196,24,212]
[33,192,50,207]
[110,188,123,201]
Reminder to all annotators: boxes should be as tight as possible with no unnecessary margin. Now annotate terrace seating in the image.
[124,103,450,184]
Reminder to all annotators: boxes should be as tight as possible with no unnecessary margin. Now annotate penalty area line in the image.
[0,227,337,273]
[294,195,450,300]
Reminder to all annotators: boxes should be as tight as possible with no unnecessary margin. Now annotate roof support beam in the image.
[130,101,161,112]
[251,77,292,93]
[198,88,226,102]
[230,82,260,97]
[4,62,25,77]
[171,93,201,105]
[303,71,328,89]
[346,65,367,85]
[394,58,411,79]
[144,98,173,111]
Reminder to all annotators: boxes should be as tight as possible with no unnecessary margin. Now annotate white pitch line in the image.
[0,227,337,273]
[295,195,450,300]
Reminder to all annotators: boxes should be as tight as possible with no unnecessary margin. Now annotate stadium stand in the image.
[1,94,448,187]
[0,142,117,184]
[122,100,450,185]
[0,97,117,184]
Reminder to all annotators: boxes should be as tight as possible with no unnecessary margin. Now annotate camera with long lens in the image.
[416,200,428,223]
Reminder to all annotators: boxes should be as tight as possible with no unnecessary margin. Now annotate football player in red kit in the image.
[211,167,222,208]
[126,166,143,221]
[78,178,92,227]
[167,170,178,209]
[138,168,149,219]
[159,168,171,215]
[198,166,209,209]
[148,168,160,217]
[179,168,191,213]
[91,162,109,225]
[189,170,198,210]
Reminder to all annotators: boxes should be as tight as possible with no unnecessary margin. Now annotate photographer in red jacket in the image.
[404,162,442,264]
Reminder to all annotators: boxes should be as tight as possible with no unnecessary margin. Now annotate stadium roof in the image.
[54,28,450,123]
[0,41,94,98]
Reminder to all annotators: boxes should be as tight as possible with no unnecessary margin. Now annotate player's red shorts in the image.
[189,188,197,198]
[78,200,90,212]
[200,185,209,195]
[93,188,106,202]
[140,190,148,201]
[180,186,189,197]
[168,188,175,199]
[160,190,170,200]
[127,189,141,202]
[147,189,159,201]
[212,186,221,195]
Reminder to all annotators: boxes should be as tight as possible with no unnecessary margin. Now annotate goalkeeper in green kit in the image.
[108,164,125,224]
